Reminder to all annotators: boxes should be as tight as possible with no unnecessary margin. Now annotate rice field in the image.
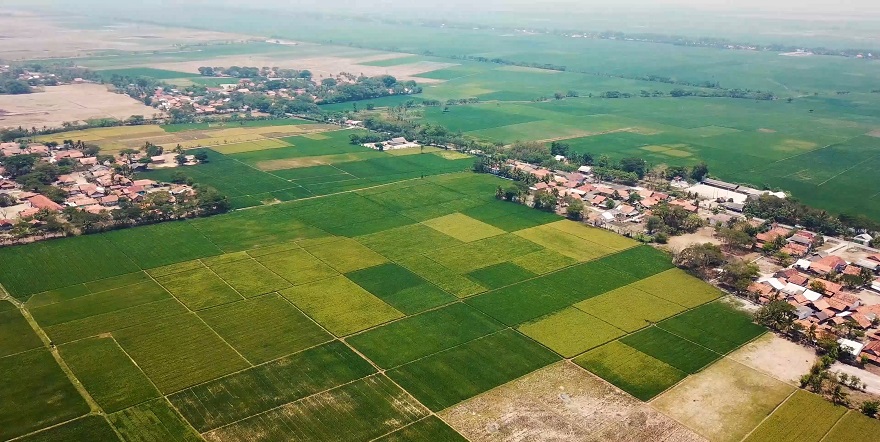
[743,390,847,442]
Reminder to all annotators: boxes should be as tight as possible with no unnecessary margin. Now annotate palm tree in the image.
[830,384,849,406]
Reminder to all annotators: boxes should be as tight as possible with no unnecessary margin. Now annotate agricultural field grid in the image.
[0,170,777,442]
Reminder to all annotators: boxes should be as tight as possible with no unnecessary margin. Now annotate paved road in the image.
[832,362,880,395]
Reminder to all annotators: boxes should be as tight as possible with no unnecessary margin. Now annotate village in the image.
[0,140,202,242]
[502,158,880,380]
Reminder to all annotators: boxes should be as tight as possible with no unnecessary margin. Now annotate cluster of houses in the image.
[364,137,420,151]
[512,162,697,222]
[0,142,195,230]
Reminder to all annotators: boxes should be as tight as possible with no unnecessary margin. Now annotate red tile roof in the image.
[26,194,63,211]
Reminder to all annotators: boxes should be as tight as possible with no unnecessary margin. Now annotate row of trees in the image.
[745,194,879,241]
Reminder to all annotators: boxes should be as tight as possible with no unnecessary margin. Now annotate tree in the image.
[646,216,663,234]
[690,162,709,181]
[861,401,879,417]
[810,280,827,295]
[604,199,616,210]
[830,383,849,406]
[549,142,569,158]
[717,227,753,251]
[720,260,759,293]
[194,151,209,163]
[533,191,557,212]
[619,157,648,179]
[675,243,725,274]
[565,197,584,221]
[755,300,796,332]
[175,154,187,165]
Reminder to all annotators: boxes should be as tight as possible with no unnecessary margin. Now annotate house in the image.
[669,199,698,213]
[132,179,156,189]
[759,277,787,291]
[787,273,810,286]
[617,205,638,218]
[749,282,776,298]
[151,156,166,164]
[838,338,865,357]
[590,195,607,206]
[842,265,862,277]
[854,233,874,246]
[794,305,815,320]
[755,226,790,248]
[854,259,879,273]
[795,259,812,271]
[724,202,745,212]
[810,255,847,275]
[780,242,809,258]
[99,195,119,206]
[860,339,880,365]
[0,219,13,231]
[26,194,63,212]
[577,165,593,174]
[814,279,843,296]
[872,277,880,292]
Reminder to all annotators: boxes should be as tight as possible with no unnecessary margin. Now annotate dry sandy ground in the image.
[651,358,795,442]
[0,84,160,129]
[440,361,705,442]
[728,334,818,385]
[145,54,456,83]
[664,227,722,255]
[0,11,253,60]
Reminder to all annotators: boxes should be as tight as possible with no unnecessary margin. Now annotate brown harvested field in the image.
[143,54,457,84]
[651,358,795,442]
[728,334,818,385]
[0,84,162,129]
[867,129,880,138]
[0,11,254,60]
[440,361,705,442]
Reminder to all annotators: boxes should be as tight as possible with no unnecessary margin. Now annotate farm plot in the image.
[387,329,560,411]
[356,223,463,260]
[545,220,639,251]
[108,398,202,442]
[652,358,794,442]
[190,206,328,252]
[42,298,189,345]
[425,233,543,274]
[509,248,578,275]
[823,411,880,442]
[28,280,170,328]
[346,263,456,314]
[155,266,243,310]
[170,341,375,432]
[422,213,505,242]
[514,224,615,261]
[574,285,685,332]
[359,181,470,213]
[441,361,703,442]
[396,255,487,298]
[467,262,537,289]
[17,415,120,442]
[198,294,332,364]
[743,390,846,442]
[280,275,403,336]
[461,200,562,232]
[252,246,339,285]
[657,301,765,354]
[0,235,140,300]
[302,237,389,273]
[620,326,721,374]
[348,303,504,368]
[202,375,429,442]
[376,416,466,442]
[594,245,674,280]
[58,336,160,413]
[113,313,250,393]
[0,303,43,357]
[0,349,89,441]
[574,341,687,401]
[102,221,222,269]
[631,268,723,308]
[206,257,292,297]
[517,307,625,357]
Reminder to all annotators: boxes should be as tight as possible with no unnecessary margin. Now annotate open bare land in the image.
[441,361,705,442]
[0,84,161,128]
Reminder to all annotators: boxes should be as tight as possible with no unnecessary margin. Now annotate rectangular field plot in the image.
[190,207,328,252]
[594,246,674,280]
[425,234,543,274]
[574,285,685,332]
[348,303,504,368]
[573,341,687,401]
[631,268,723,308]
[509,248,578,275]
[253,247,339,286]
[545,220,639,251]
[30,280,171,329]
[58,336,160,413]
[397,255,487,298]
[461,200,562,232]
[356,224,463,260]
[658,301,764,354]
[156,267,243,310]
[0,349,89,441]
[198,294,332,364]
[280,275,403,336]
[0,235,140,300]
[0,305,42,357]
[207,258,291,297]
[514,224,615,261]
[145,260,204,278]
[823,411,880,442]
[376,416,467,442]
[103,221,222,268]
[114,313,250,393]
[202,375,429,442]
[467,262,537,290]
[517,308,625,357]
[620,327,720,374]
[744,390,846,442]
[108,398,202,442]
[170,341,375,432]
[387,329,560,411]
[43,298,189,344]
[18,415,120,442]
[302,237,389,273]
[346,263,456,314]
[359,181,469,212]
[422,213,506,242]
